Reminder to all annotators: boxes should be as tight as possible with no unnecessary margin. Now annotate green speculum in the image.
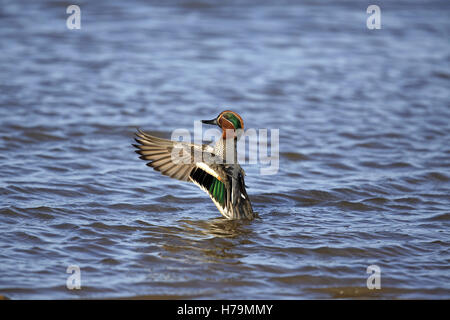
[209,178,225,206]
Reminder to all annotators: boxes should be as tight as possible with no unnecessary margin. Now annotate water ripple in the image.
[0,0,449,299]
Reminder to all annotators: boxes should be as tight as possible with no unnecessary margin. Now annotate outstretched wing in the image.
[133,129,210,181]
[133,129,254,219]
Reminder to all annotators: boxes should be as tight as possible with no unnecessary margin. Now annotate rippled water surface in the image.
[0,0,449,299]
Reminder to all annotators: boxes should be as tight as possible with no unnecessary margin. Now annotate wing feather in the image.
[133,129,254,219]
[133,129,215,182]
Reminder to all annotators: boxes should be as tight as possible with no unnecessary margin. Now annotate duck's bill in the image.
[201,118,218,125]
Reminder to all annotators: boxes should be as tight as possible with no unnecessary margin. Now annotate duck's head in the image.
[201,110,244,139]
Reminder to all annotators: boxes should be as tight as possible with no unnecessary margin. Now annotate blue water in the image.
[0,0,449,299]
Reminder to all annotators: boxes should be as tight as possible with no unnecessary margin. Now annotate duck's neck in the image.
[214,137,238,164]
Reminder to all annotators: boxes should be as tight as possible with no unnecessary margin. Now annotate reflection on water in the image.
[160,218,254,263]
[179,218,253,239]
[0,0,449,299]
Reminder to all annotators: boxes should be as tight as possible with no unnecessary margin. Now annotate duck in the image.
[133,110,255,220]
